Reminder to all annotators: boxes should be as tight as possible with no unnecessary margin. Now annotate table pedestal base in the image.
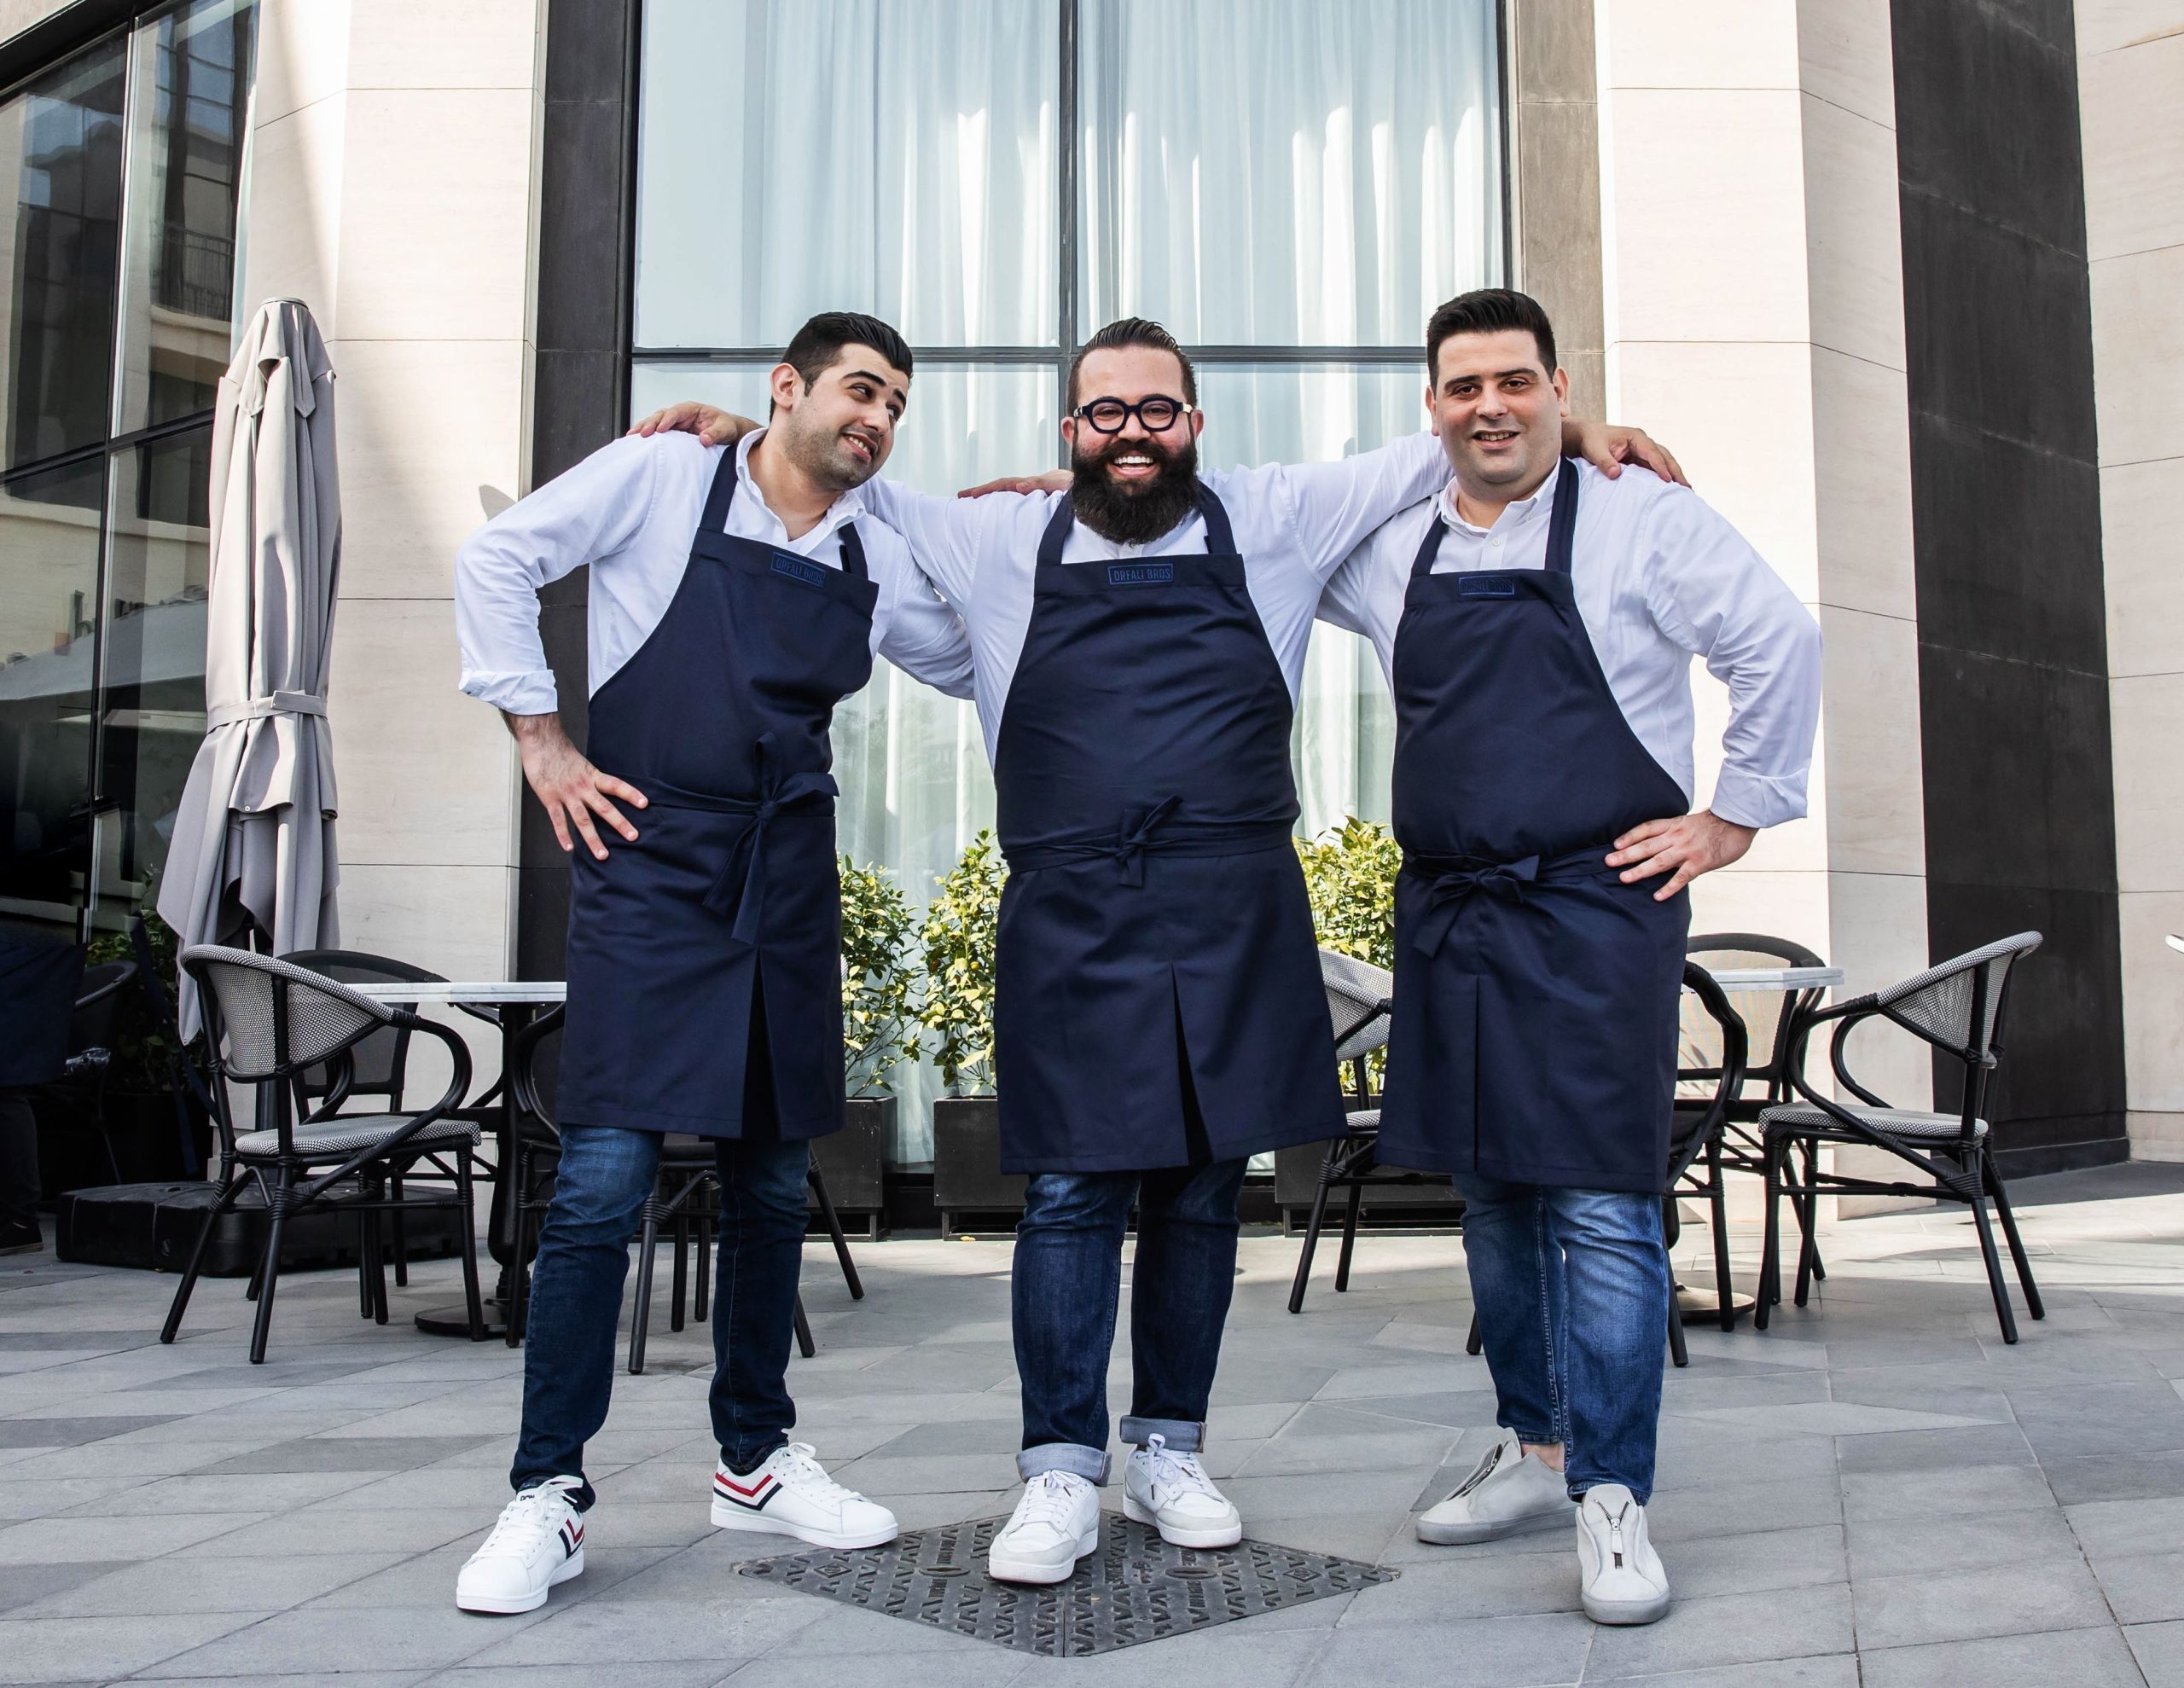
[415,1299,508,1340]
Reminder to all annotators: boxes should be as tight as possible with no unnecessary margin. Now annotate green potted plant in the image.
[1279,817,1449,1217]
[60,907,211,1187]
[827,857,922,1231]
[919,831,1020,1228]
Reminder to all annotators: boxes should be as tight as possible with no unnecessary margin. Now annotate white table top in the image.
[348,981,567,1005]
[351,966,1842,1006]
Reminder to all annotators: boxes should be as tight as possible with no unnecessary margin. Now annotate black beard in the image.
[1069,432,1199,544]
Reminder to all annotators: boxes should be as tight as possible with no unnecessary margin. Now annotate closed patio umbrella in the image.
[160,298,341,1038]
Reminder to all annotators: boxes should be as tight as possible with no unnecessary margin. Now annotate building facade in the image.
[1,0,2175,1175]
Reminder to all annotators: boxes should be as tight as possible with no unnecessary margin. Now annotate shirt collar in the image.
[733,426,868,532]
[1436,460,1560,537]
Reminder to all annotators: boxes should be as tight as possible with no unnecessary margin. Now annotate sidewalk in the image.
[3,1162,2181,1685]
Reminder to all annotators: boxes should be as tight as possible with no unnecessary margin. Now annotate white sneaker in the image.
[1416,1430,1575,1545]
[1576,1483,1672,1625]
[987,1470,1101,1585]
[710,1442,897,1549]
[455,1476,586,1614]
[1123,1434,1243,1549]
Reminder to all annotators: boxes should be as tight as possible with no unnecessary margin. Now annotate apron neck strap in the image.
[1411,456,1582,579]
[1542,456,1580,576]
[1035,479,1236,568]
[699,439,869,580]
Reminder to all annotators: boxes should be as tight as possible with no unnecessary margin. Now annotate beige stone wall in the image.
[238,0,543,997]
[0,0,72,44]
[2080,2,2184,1159]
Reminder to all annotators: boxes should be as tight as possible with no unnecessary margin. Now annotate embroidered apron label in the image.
[770,552,829,589]
[1456,576,1519,598]
[1107,562,1176,586]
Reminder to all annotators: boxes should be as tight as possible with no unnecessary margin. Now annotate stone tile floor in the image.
[5,1161,2184,1685]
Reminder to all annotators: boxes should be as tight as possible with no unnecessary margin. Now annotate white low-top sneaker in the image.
[455,1476,586,1614]
[1416,1429,1574,1545]
[987,1470,1102,1585]
[1123,1434,1243,1549]
[710,1442,897,1549]
[1576,1483,1672,1625]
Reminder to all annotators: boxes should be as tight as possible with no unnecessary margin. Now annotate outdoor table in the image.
[350,980,566,1337]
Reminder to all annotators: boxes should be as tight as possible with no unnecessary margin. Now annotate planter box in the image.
[35,1087,213,1198]
[810,1095,891,1238]
[1274,1139,1464,1233]
[55,1179,466,1275]
[932,1095,1023,1231]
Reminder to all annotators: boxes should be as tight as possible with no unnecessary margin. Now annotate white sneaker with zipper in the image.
[709,1442,897,1549]
[1123,1433,1243,1549]
[1576,1483,1672,1625]
[455,1476,586,1614]
[987,1470,1102,1585]
[1416,1429,1574,1545]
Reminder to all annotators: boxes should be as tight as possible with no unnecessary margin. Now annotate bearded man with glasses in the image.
[632,318,1676,1583]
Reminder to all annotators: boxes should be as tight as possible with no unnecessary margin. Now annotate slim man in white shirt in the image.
[637,332,1676,1586]
[1320,289,1821,1625]
[450,314,973,1615]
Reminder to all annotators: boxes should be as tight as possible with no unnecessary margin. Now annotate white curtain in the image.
[636,0,1503,1162]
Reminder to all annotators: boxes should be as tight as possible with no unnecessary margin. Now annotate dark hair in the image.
[1425,288,1558,386]
[781,311,915,390]
[1067,317,1197,411]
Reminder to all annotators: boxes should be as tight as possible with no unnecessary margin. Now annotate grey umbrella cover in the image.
[159,299,342,1037]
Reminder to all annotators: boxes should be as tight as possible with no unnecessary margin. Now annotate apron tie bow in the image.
[701,736,838,945]
[1112,797,1182,887]
[1412,853,1540,956]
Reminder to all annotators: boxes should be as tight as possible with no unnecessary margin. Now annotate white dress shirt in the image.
[1318,460,1822,830]
[456,430,975,714]
[861,432,1448,762]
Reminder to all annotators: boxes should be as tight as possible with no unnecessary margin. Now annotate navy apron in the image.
[555,449,877,1140]
[1375,460,1691,1193]
[990,485,1345,1173]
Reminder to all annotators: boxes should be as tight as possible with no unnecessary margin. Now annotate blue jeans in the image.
[1457,1173,1669,1503]
[510,1124,811,1505]
[1013,1158,1247,1483]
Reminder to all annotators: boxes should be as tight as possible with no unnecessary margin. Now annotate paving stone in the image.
[1584,1584,1855,1679]
[0,1610,273,1684]
[2087,1549,2184,1625]
[1850,1555,2112,1650]
[2129,1620,2184,1688]
[1861,1625,2148,1687]
[1845,1505,2079,1578]
[1304,1610,1594,1685]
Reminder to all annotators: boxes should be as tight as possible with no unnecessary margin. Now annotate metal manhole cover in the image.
[736,1512,1396,1656]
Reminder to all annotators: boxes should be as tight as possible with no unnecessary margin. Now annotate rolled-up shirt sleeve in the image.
[1640,490,1822,830]
[455,436,659,715]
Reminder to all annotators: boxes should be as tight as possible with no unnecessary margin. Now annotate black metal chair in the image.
[1756,931,2046,1343]
[1288,948,1423,1314]
[162,947,484,1362]
[500,1006,856,1372]
[281,948,451,1291]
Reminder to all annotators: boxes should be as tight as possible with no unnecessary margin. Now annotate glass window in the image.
[635,0,1502,1158]
[0,0,258,940]
[113,0,258,436]
[1,41,127,473]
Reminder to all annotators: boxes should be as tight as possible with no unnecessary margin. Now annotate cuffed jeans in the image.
[510,1123,810,1505]
[1457,1173,1669,1503]
[1013,1157,1247,1483]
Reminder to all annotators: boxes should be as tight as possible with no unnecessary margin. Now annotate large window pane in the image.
[0,457,104,933]
[636,0,1059,349]
[1,39,127,472]
[1080,0,1502,344]
[113,0,258,436]
[91,423,212,927]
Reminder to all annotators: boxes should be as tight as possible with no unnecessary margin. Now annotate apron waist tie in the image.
[1004,800,1292,887]
[650,773,839,947]
[1406,843,1614,956]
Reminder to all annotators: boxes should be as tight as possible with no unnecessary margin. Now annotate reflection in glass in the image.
[0,39,126,473]
[1080,0,1503,344]
[0,457,105,932]
[94,425,213,925]
[114,0,258,435]
[636,0,1058,349]
[1196,363,1429,835]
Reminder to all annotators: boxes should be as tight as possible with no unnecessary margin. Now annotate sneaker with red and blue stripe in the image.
[455,1475,587,1614]
[710,1442,897,1549]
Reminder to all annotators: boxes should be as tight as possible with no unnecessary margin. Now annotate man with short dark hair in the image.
[450,312,973,1615]
[1321,287,1821,1625]
[641,328,1676,1581]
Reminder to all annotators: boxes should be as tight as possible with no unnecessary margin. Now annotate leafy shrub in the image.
[1295,816,1399,972]
[839,857,922,1097]
[917,831,1006,1096]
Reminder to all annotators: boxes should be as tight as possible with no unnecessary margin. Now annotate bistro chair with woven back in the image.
[160,946,486,1362]
[1755,931,2046,1343]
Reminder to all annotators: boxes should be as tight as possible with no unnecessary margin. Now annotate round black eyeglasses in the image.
[1072,395,1194,434]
